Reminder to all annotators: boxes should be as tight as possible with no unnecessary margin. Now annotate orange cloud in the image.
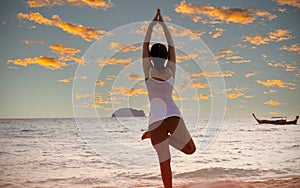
[112,87,147,96]
[172,95,187,101]
[176,53,198,62]
[126,73,144,81]
[214,49,233,60]
[280,44,300,54]
[214,49,250,64]
[75,93,91,99]
[245,71,257,78]
[267,62,297,72]
[243,35,270,45]
[269,29,292,42]
[27,0,113,10]
[193,94,211,100]
[264,99,282,106]
[97,57,132,66]
[109,42,141,52]
[244,29,292,46]
[264,90,277,94]
[96,80,105,86]
[175,0,276,25]
[226,87,249,99]
[7,56,67,70]
[211,27,224,39]
[168,25,204,40]
[23,39,44,45]
[190,82,208,89]
[227,92,244,99]
[275,0,300,8]
[163,16,172,22]
[256,79,297,89]
[18,12,106,42]
[50,44,84,64]
[191,71,234,77]
[58,79,70,83]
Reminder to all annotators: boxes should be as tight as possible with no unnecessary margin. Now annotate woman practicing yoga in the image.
[141,9,196,188]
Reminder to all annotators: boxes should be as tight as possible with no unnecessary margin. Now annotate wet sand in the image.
[182,176,300,188]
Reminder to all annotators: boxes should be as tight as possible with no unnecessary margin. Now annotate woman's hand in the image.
[149,9,160,27]
[157,9,164,23]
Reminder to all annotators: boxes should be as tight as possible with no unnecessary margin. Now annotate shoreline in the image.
[180,176,300,188]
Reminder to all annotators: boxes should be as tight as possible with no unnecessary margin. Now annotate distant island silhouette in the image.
[111,108,145,117]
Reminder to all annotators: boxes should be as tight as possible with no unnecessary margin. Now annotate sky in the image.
[0,0,299,118]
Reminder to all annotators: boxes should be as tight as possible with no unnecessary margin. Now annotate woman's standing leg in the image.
[149,120,172,188]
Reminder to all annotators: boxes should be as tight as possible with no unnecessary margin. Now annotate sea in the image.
[0,117,299,187]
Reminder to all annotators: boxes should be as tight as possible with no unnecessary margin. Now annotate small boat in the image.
[252,113,299,125]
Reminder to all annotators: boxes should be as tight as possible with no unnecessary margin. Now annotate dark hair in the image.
[150,43,168,73]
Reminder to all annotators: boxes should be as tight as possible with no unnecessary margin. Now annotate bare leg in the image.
[160,159,172,188]
[168,117,196,154]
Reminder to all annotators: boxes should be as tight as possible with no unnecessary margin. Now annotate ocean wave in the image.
[174,167,288,180]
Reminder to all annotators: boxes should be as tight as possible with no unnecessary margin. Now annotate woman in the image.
[141,9,196,188]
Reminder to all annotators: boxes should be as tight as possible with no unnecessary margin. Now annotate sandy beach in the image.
[180,176,300,188]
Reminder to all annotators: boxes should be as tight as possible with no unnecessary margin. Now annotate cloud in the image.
[75,93,91,99]
[267,62,297,72]
[214,49,250,64]
[243,35,270,45]
[174,0,276,25]
[7,56,67,70]
[109,42,141,52]
[112,87,147,96]
[214,49,233,60]
[264,99,282,106]
[190,82,208,89]
[227,92,244,99]
[264,90,277,94]
[191,71,234,77]
[176,53,198,62]
[256,79,297,89]
[23,39,44,45]
[96,80,105,86]
[50,44,84,64]
[163,16,172,22]
[18,12,106,42]
[168,25,204,40]
[126,73,144,81]
[97,57,132,66]
[275,0,300,8]
[226,87,248,99]
[58,78,70,83]
[193,93,211,100]
[26,0,113,10]
[211,27,224,39]
[269,29,292,42]
[280,44,300,54]
[244,29,292,45]
[245,71,258,77]
[172,96,188,101]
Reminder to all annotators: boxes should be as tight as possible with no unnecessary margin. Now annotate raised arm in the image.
[142,10,159,78]
[157,10,176,74]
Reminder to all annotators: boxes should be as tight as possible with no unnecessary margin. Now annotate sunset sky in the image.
[0,0,299,118]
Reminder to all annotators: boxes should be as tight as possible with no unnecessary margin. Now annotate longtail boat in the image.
[252,113,299,125]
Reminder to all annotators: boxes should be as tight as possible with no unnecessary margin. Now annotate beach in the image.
[181,176,300,188]
[0,117,299,187]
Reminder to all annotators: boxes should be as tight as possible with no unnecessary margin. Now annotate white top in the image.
[145,68,181,125]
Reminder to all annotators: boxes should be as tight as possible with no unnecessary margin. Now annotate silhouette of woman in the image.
[141,9,196,188]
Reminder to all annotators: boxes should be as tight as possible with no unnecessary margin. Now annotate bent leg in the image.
[167,117,196,154]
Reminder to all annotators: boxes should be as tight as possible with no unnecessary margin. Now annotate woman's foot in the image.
[141,131,151,140]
